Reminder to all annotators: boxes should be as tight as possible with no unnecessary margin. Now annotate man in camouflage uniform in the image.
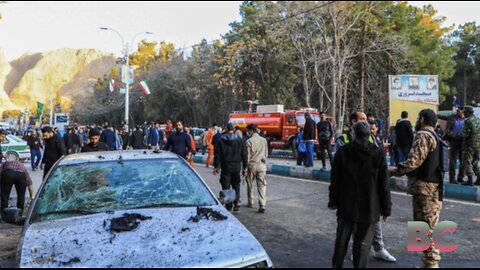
[389,109,442,268]
[460,106,480,186]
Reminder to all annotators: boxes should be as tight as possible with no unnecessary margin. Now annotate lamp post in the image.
[100,27,153,128]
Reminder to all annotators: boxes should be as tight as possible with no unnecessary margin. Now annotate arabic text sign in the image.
[389,75,439,105]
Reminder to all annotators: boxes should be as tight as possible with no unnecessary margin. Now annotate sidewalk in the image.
[193,154,480,203]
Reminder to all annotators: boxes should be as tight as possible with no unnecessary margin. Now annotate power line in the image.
[175,1,337,52]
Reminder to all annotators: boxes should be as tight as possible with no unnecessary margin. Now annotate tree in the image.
[447,22,480,107]
[129,40,158,70]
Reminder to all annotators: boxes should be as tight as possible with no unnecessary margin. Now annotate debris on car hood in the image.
[109,213,152,233]
[19,207,269,268]
[188,207,228,223]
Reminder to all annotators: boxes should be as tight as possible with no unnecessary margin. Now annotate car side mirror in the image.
[1,208,25,225]
[219,189,236,205]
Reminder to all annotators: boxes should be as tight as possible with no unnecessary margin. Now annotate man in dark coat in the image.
[214,122,248,212]
[40,126,66,179]
[26,130,43,171]
[82,128,109,152]
[329,121,392,268]
[303,111,317,167]
[443,108,465,183]
[317,112,335,170]
[63,128,74,154]
[101,125,117,151]
[163,121,192,160]
[394,111,414,165]
[130,126,145,150]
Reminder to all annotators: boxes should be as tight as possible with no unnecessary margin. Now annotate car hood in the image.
[19,206,270,268]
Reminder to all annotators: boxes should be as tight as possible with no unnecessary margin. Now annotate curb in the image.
[194,154,479,203]
[268,152,462,170]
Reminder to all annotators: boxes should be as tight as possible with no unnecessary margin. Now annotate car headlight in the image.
[245,261,269,268]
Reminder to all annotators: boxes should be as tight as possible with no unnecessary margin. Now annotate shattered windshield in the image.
[30,158,217,223]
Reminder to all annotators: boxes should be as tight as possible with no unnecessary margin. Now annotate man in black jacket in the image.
[303,112,317,167]
[63,128,74,155]
[26,130,43,171]
[163,121,192,160]
[329,121,392,268]
[443,108,465,184]
[394,111,414,165]
[214,123,247,212]
[130,126,145,150]
[40,126,66,179]
[82,128,109,152]
[317,112,334,170]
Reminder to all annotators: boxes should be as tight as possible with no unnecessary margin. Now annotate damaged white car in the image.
[14,151,273,268]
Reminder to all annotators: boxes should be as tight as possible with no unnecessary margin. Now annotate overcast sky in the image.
[0,1,479,61]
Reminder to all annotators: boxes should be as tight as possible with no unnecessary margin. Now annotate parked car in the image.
[14,150,273,268]
[191,128,206,151]
[1,135,30,162]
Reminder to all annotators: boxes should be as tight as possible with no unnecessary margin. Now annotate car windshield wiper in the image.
[131,203,200,209]
[37,209,98,217]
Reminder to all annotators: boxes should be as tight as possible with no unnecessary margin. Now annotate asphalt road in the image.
[196,164,480,268]
[1,161,479,268]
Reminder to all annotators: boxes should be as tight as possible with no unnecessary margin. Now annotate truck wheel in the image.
[5,151,20,162]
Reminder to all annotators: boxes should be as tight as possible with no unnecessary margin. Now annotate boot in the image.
[449,179,459,184]
[457,177,465,184]
[449,175,459,184]
[462,176,474,186]
[474,177,480,186]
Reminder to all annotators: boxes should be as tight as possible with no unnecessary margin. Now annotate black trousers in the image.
[332,219,375,268]
[449,139,463,181]
[43,162,56,179]
[0,170,27,212]
[220,170,241,210]
[318,139,333,168]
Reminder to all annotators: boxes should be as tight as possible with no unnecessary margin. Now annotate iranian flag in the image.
[139,80,151,95]
[108,78,116,92]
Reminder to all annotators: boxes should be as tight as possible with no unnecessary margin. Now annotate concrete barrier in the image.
[194,154,479,203]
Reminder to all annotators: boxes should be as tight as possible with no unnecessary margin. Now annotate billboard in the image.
[389,75,439,126]
[389,75,439,104]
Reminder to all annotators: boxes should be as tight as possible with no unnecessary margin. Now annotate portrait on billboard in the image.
[391,76,402,89]
[408,76,420,90]
[427,76,438,90]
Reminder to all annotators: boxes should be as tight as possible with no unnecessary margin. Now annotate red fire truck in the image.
[229,105,322,157]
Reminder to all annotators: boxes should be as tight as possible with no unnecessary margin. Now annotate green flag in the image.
[37,102,44,121]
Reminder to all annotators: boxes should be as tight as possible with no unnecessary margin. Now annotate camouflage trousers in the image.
[461,149,479,177]
[408,179,443,267]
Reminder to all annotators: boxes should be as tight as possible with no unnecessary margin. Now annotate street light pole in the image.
[100,27,153,129]
[125,42,130,128]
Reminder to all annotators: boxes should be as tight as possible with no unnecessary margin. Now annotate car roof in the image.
[59,150,180,166]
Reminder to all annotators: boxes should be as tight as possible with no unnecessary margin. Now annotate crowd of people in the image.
[0,119,271,219]
[328,105,480,268]
[1,103,479,268]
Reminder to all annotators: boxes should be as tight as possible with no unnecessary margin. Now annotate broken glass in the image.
[30,158,217,223]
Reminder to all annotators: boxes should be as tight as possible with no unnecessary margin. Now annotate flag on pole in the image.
[109,78,116,92]
[36,102,44,121]
[139,80,151,95]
